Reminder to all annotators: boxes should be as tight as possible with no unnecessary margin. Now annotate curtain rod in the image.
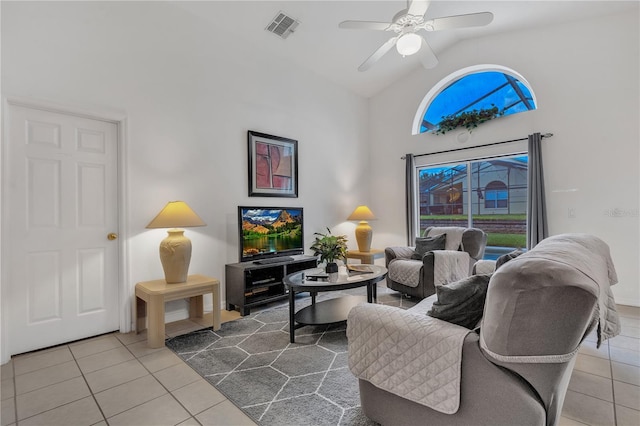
[401,133,553,159]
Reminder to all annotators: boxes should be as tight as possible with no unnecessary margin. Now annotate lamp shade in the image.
[396,33,422,56]
[146,201,206,229]
[347,205,376,221]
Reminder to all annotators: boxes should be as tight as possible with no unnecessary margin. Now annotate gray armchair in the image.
[348,234,621,426]
[385,226,487,299]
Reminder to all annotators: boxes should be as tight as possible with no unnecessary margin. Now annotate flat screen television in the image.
[238,206,305,263]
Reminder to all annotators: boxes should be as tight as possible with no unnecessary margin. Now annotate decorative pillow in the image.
[427,274,491,329]
[495,249,525,270]
[411,234,447,260]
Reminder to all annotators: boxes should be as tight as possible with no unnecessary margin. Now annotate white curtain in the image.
[527,133,548,248]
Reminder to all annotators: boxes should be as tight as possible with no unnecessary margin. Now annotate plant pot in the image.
[325,262,339,274]
[326,262,339,283]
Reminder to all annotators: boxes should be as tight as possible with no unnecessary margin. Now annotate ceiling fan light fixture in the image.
[396,33,421,56]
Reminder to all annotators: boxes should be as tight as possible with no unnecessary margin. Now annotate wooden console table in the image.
[346,249,385,265]
[135,274,221,348]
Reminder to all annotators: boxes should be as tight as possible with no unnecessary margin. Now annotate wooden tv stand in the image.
[225,255,317,316]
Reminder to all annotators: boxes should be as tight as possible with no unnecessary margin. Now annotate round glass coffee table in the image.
[283,265,387,343]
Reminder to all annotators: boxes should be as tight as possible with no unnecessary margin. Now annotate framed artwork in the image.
[248,131,298,197]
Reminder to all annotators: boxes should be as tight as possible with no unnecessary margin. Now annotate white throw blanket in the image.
[433,251,470,287]
[348,304,470,414]
[427,227,465,251]
[531,233,621,347]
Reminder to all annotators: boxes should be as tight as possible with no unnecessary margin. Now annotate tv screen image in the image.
[238,207,304,262]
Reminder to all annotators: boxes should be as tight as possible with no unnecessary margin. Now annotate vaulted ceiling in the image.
[174,1,638,98]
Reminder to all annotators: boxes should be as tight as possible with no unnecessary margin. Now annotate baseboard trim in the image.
[615,298,640,308]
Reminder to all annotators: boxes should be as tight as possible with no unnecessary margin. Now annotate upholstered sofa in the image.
[348,234,620,426]
[385,226,487,299]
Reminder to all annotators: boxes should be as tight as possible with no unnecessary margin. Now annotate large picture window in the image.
[416,154,528,258]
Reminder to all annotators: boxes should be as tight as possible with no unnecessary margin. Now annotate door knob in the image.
[107,233,118,241]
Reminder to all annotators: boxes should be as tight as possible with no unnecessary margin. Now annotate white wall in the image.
[369,10,640,305]
[1,1,370,330]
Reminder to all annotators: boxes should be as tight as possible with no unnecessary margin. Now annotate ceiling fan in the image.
[339,0,493,71]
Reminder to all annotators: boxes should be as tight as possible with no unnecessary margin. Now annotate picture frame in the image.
[248,131,298,198]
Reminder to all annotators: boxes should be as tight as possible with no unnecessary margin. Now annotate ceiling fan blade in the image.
[358,36,398,72]
[339,20,392,31]
[408,0,431,17]
[418,37,438,69]
[430,12,494,31]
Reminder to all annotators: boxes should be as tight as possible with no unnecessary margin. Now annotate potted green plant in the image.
[435,105,504,135]
[310,228,348,273]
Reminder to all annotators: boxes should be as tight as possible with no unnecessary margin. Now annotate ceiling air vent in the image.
[266,11,299,39]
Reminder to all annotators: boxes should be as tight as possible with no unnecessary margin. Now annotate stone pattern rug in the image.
[166,286,415,426]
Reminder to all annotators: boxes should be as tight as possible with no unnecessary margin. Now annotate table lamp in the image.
[347,205,376,253]
[146,201,206,283]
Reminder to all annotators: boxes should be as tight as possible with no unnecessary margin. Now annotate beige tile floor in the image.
[1,300,639,426]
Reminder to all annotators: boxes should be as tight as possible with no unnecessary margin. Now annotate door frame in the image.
[1,96,130,364]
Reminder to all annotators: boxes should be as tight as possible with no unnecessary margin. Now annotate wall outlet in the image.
[568,208,576,218]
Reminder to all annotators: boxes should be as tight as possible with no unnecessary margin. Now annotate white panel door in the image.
[5,104,119,355]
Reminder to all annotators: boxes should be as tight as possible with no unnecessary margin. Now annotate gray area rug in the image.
[166,285,415,426]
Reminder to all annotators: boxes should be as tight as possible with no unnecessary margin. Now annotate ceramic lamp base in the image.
[354,221,373,253]
[159,229,191,283]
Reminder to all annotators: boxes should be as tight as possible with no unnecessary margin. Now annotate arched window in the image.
[484,180,508,209]
[412,65,536,135]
